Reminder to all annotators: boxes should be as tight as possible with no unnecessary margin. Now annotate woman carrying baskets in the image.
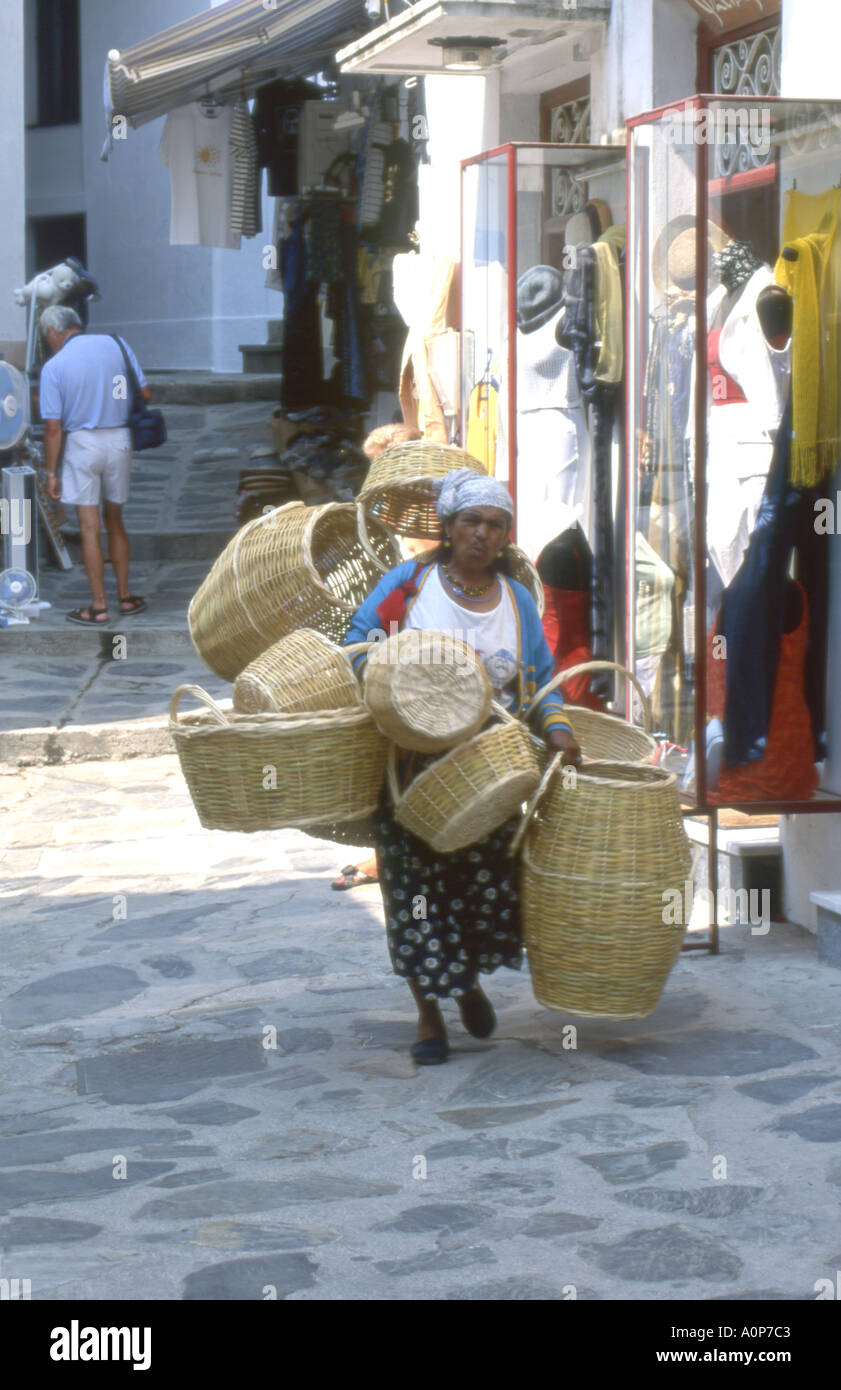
[344,468,581,1065]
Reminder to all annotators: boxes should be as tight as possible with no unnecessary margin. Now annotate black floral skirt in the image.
[372,787,523,1000]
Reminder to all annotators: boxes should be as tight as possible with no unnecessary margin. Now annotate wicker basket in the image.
[364,629,492,752]
[533,660,656,764]
[358,441,487,539]
[188,501,401,681]
[515,757,693,1020]
[388,703,544,852]
[233,630,366,715]
[169,684,387,833]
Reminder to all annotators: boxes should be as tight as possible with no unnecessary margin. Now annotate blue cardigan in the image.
[343,560,572,740]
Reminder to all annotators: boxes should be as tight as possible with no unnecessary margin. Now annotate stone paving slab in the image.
[1,755,841,1301]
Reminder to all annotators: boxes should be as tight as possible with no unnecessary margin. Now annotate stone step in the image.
[238,344,284,374]
[0,624,197,658]
[145,371,282,404]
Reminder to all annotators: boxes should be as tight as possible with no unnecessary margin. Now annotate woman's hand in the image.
[547,727,582,767]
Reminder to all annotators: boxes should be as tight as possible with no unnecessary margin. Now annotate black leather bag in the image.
[111,335,167,451]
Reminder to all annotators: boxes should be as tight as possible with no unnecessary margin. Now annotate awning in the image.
[106,0,369,128]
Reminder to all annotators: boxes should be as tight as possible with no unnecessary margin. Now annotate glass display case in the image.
[626,96,841,811]
[460,142,627,699]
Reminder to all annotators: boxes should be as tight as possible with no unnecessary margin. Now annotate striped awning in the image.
[106,0,368,127]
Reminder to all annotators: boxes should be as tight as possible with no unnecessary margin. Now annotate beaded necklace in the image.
[441,563,497,601]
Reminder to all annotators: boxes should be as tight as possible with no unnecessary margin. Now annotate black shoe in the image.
[458,988,496,1039]
[410,1037,450,1065]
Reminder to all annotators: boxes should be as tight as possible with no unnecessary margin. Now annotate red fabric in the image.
[542,586,604,710]
[375,562,424,631]
[707,328,747,405]
[706,582,818,801]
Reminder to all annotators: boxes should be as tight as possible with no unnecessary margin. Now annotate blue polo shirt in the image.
[39,333,147,433]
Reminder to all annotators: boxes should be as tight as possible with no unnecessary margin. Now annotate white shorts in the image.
[61,427,132,507]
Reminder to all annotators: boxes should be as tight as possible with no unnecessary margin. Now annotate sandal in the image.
[118,594,147,615]
[458,987,496,1039]
[67,605,109,626]
[410,1037,450,1065]
[331,863,378,891]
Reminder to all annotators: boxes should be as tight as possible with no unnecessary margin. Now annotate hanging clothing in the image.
[719,398,828,768]
[279,206,323,409]
[706,267,791,587]
[229,102,260,240]
[253,79,318,197]
[592,228,625,385]
[536,522,603,709]
[396,253,455,443]
[466,376,500,474]
[378,139,418,248]
[775,187,841,487]
[707,582,819,802]
[516,307,591,562]
[158,103,239,248]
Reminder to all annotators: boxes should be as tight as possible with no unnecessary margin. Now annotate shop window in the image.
[28,214,86,279]
[34,0,81,127]
[539,79,592,234]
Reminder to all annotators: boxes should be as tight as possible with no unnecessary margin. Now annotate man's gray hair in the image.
[40,305,83,336]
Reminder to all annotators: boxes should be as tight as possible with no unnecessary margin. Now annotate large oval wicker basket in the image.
[170,684,387,833]
[358,441,487,539]
[388,704,544,852]
[515,758,693,1020]
[533,660,656,764]
[233,630,365,715]
[364,628,492,752]
[188,501,401,681]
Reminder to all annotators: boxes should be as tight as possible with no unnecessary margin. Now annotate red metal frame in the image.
[507,145,518,538]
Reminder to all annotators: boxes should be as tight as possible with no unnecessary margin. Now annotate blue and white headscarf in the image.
[436,468,514,522]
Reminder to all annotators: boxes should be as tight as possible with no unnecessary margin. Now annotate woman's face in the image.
[445,506,510,570]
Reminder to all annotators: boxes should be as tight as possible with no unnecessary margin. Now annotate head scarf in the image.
[436,468,514,523]
[713,239,764,294]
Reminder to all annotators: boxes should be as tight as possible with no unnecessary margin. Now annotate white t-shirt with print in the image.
[159,103,239,249]
[405,564,520,710]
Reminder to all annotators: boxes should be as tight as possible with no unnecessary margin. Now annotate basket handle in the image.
[169,683,231,727]
[386,742,403,809]
[532,659,651,734]
[508,751,563,856]
[343,641,373,658]
[356,500,397,573]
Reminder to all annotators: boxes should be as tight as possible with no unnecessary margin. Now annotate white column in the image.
[0,0,27,364]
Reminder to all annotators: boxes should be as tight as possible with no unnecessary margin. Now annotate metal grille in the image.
[711,24,780,177]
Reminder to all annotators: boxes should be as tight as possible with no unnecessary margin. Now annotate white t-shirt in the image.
[159,103,239,249]
[406,565,520,710]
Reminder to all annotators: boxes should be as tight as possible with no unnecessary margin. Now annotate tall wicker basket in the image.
[188,501,400,681]
[169,684,387,833]
[358,441,487,539]
[514,757,693,1020]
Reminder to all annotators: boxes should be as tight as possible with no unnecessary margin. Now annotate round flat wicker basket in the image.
[233,630,365,715]
[364,629,492,752]
[532,660,656,764]
[388,704,544,853]
[516,758,693,1020]
[358,441,487,539]
[188,501,400,681]
[170,684,387,833]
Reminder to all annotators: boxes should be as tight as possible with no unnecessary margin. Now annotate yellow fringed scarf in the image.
[775,188,841,487]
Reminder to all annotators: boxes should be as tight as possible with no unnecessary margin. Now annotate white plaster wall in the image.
[25,0,278,372]
[1,0,27,359]
[420,75,489,258]
[777,0,841,929]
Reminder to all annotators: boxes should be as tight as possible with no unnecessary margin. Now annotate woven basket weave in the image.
[169,684,387,833]
[388,703,544,852]
[515,758,693,1020]
[188,501,400,681]
[364,629,492,753]
[233,630,365,715]
[533,660,656,764]
[358,441,487,539]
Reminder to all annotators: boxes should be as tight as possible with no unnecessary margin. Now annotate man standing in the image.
[39,305,151,625]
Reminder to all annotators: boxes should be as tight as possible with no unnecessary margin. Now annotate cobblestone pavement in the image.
[2,756,841,1301]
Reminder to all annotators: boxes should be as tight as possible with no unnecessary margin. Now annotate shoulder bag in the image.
[111,335,167,451]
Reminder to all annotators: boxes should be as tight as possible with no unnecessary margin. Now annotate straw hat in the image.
[651,214,729,297]
[565,199,613,249]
